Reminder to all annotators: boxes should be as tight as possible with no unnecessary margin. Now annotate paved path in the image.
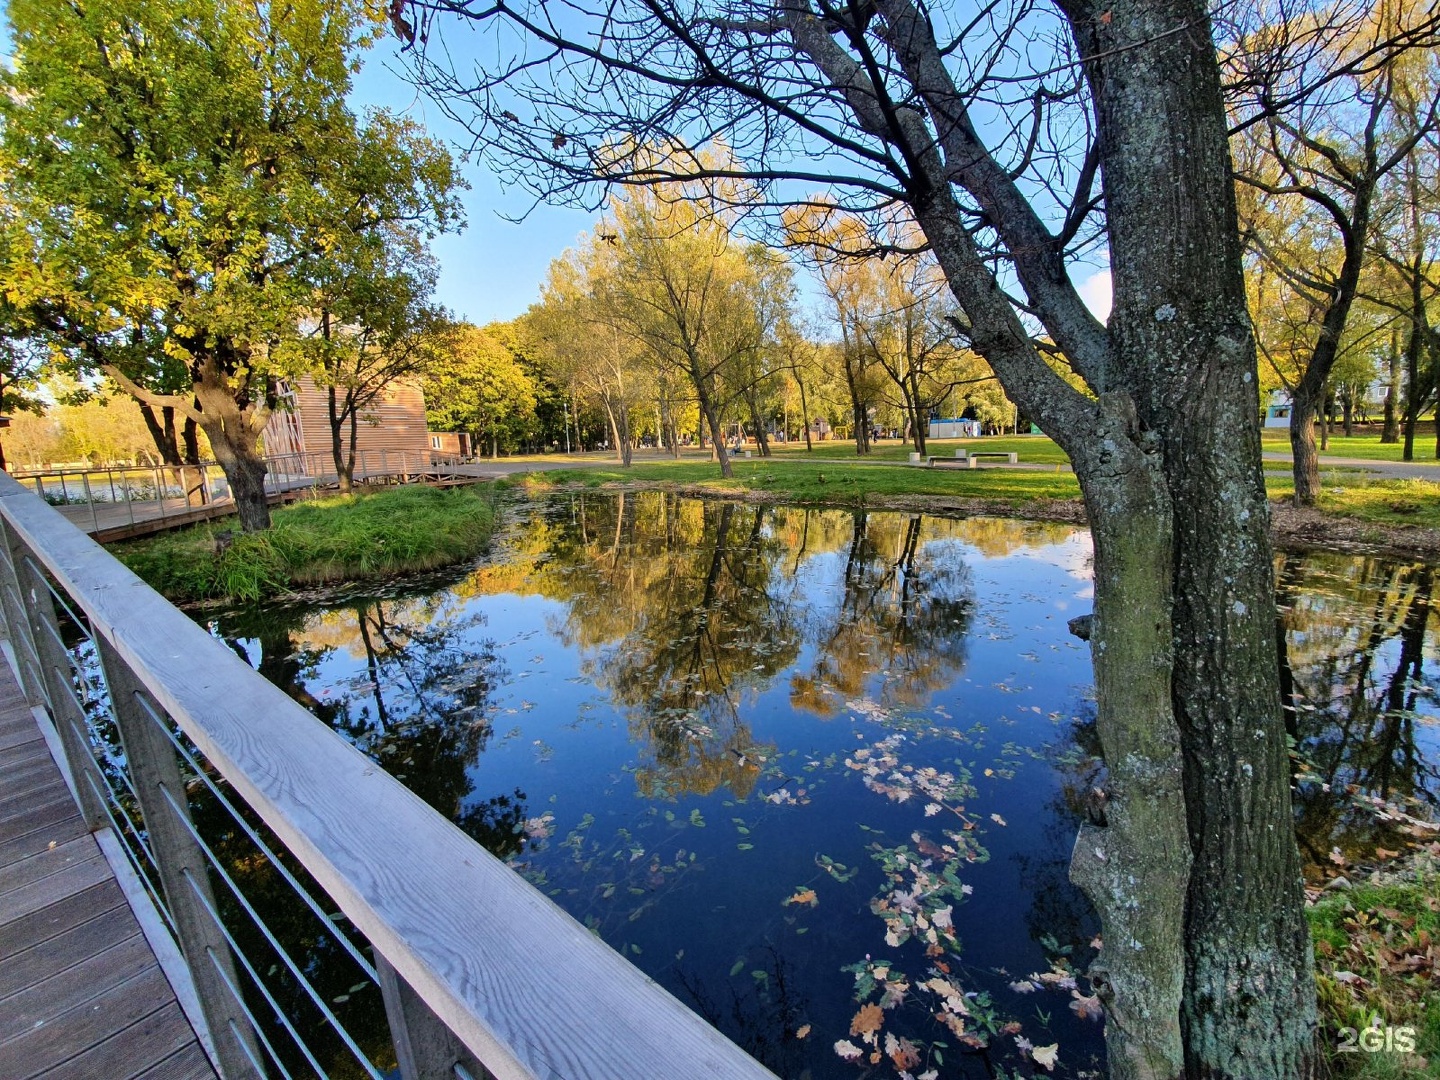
[0,664,217,1080]
[1261,452,1440,481]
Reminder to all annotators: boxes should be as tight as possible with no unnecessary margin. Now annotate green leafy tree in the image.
[424,323,538,458]
[0,0,460,529]
[0,315,49,471]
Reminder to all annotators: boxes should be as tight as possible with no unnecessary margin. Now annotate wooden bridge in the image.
[0,471,774,1080]
[0,656,218,1079]
[13,450,477,544]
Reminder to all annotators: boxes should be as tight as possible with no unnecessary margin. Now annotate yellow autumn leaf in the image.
[785,888,818,907]
[1032,1043,1060,1070]
[850,1003,884,1043]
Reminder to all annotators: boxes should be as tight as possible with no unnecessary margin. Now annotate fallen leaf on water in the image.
[785,888,819,907]
[833,1039,862,1061]
[1069,991,1104,1021]
[850,1003,884,1044]
[1009,980,1037,993]
[885,1031,922,1070]
[795,1025,811,1040]
[1032,1043,1060,1070]
[990,813,1007,826]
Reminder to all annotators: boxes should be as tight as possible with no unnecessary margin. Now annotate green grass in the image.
[514,456,1082,505]
[1265,474,1440,530]
[116,484,500,602]
[513,449,1440,532]
[1307,867,1440,1077]
[1261,429,1440,465]
[767,434,1073,465]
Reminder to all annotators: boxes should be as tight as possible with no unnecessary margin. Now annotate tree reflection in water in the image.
[194,586,523,1078]
[1275,552,1439,870]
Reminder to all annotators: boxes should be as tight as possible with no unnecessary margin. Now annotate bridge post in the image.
[1,522,109,830]
[0,518,50,714]
[96,636,268,1080]
[377,956,495,1080]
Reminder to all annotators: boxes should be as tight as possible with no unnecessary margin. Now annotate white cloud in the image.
[1076,269,1112,322]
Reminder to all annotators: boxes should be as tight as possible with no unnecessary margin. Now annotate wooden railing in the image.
[0,471,774,1080]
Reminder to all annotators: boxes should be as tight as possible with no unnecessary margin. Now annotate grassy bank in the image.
[514,456,1082,504]
[116,485,499,602]
[1308,859,1440,1077]
[1267,474,1440,531]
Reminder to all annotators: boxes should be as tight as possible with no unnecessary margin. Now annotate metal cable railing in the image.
[9,449,470,537]
[24,564,388,1078]
[0,471,774,1080]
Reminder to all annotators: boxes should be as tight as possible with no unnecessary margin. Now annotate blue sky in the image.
[349,43,597,327]
[351,42,1114,331]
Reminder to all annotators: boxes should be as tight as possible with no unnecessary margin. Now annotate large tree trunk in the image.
[1076,0,1318,1072]
[1289,380,1323,503]
[907,206,1195,1080]
[1065,404,1190,1080]
[192,361,271,532]
[207,428,270,533]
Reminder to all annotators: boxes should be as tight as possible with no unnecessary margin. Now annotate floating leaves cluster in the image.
[846,733,977,814]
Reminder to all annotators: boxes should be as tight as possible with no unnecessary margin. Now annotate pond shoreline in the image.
[560,479,1440,562]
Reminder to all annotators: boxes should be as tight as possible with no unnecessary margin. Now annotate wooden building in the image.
[427,431,473,458]
[262,377,433,474]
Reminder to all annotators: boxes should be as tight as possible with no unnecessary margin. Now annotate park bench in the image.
[923,449,1019,468]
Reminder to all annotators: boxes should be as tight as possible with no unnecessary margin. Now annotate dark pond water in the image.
[200,493,1439,1080]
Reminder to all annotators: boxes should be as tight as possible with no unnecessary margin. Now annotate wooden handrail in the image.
[0,472,774,1080]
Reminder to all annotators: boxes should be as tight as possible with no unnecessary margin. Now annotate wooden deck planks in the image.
[0,662,217,1080]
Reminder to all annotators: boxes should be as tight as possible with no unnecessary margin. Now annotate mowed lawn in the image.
[521,433,1440,529]
[767,433,1072,465]
[1260,427,1440,463]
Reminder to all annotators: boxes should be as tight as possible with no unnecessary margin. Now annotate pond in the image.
[199,492,1440,1080]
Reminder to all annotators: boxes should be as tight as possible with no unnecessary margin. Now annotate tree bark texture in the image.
[193,362,271,532]
[1073,0,1318,1071]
